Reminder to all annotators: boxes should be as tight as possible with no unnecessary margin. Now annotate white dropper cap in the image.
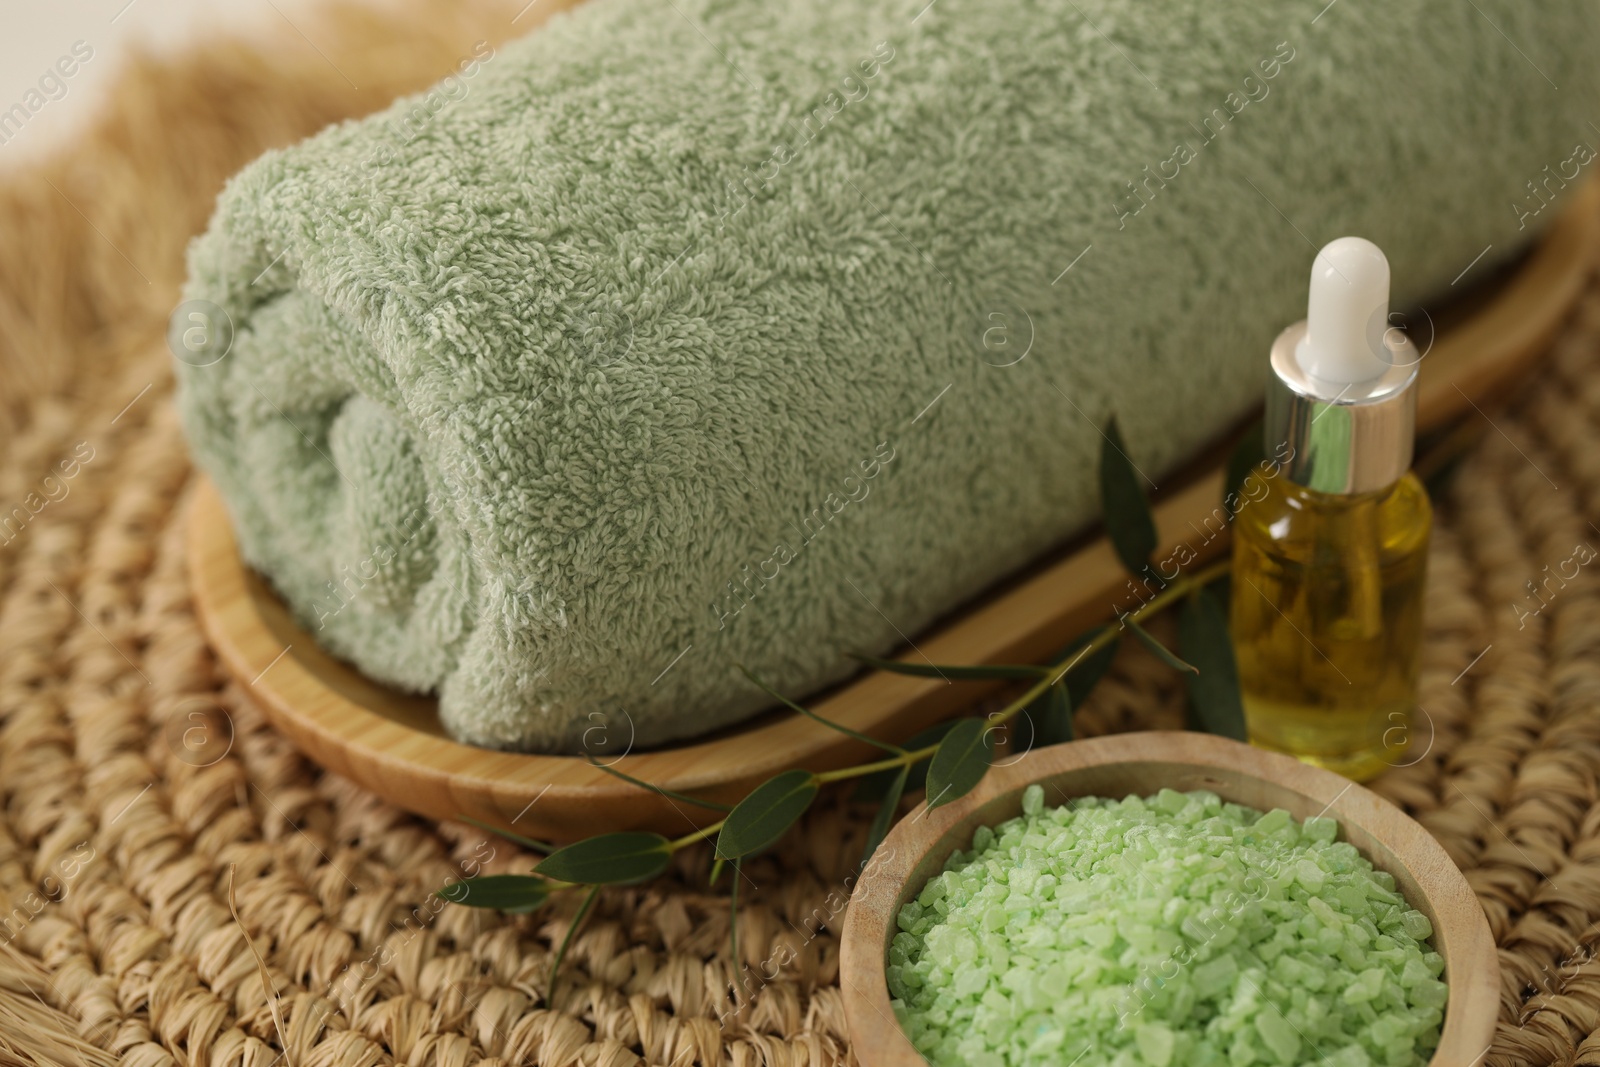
[1294,236,1392,387]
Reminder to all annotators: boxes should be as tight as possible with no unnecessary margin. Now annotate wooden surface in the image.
[838,732,1500,1067]
[187,182,1600,841]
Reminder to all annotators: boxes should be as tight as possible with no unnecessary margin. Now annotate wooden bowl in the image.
[188,183,1600,842]
[839,732,1499,1067]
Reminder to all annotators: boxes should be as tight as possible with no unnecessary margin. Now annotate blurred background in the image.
[1,0,391,170]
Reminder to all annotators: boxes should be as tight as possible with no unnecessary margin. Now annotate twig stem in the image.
[658,558,1228,852]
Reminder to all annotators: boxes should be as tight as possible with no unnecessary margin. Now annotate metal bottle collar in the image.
[1264,320,1418,496]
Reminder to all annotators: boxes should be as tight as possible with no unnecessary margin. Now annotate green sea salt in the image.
[888,787,1446,1067]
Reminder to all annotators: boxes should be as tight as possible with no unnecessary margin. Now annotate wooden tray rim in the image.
[187,183,1600,836]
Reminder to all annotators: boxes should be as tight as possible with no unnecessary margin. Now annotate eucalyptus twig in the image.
[739,665,908,757]
[670,822,723,851]
[548,885,600,999]
[460,816,557,854]
[441,415,1257,999]
[816,555,1231,787]
[590,758,732,812]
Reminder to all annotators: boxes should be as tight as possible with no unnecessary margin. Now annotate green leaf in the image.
[1224,420,1266,521]
[925,718,995,811]
[715,770,819,860]
[853,720,960,803]
[1179,588,1248,741]
[591,760,732,812]
[709,856,727,887]
[535,831,673,885]
[460,816,556,855]
[1207,574,1232,615]
[740,666,905,756]
[851,654,1049,681]
[548,885,599,997]
[1123,616,1199,675]
[437,874,552,913]
[861,765,909,866]
[1027,684,1074,748]
[1054,629,1121,709]
[1099,416,1157,577]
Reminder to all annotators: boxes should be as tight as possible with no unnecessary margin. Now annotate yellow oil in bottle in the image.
[1229,470,1431,781]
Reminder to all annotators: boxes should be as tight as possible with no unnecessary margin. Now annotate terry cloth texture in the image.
[177,0,1600,753]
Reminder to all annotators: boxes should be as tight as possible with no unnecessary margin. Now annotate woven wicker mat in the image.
[4,6,1600,1067]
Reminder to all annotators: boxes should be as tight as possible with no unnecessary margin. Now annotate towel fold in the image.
[177,0,1600,751]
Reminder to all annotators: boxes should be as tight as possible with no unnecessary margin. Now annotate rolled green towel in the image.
[177,0,1598,752]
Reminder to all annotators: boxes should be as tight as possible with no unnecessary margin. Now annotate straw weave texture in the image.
[2,4,1599,1064]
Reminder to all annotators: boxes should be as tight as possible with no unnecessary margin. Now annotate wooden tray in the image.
[838,733,1498,1067]
[189,183,1599,840]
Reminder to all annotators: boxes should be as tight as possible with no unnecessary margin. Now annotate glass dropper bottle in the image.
[1230,237,1432,781]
